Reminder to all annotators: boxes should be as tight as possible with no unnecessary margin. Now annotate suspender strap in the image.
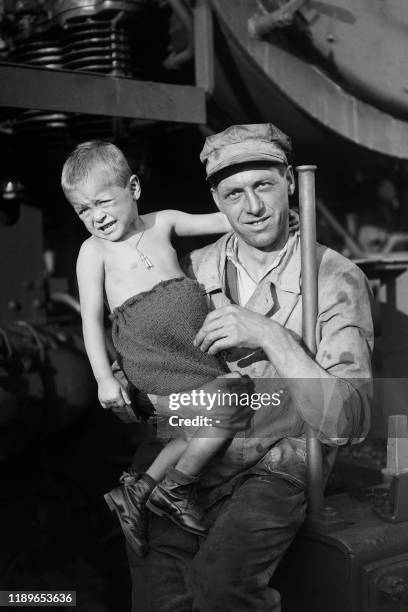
[225,258,240,305]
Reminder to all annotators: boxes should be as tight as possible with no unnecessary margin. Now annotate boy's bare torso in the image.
[90,212,185,311]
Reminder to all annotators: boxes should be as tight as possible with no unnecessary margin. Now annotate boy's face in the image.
[67,167,140,241]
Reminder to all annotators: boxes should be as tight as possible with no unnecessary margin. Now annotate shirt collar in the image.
[196,231,302,295]
[226,234,290,282]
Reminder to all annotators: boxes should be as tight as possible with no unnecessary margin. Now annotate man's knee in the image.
[187,475,306,610]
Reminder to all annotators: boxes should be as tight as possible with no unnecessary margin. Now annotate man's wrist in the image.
[258,319,279,352]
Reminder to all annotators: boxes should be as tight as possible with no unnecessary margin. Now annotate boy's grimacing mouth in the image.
[98,220,117,233]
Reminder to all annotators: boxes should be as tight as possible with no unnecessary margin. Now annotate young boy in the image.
[61,141,249,557]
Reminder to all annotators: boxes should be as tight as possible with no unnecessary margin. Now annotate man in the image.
[124,123,373,611]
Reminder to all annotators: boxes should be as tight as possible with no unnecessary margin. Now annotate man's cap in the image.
[200,123,291,180]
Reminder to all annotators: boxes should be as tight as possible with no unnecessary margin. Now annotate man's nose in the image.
[246,189,264,215]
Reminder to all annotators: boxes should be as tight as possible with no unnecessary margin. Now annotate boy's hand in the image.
[98,375,131,409]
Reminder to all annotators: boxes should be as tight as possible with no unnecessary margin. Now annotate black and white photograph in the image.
[1,1,408,610]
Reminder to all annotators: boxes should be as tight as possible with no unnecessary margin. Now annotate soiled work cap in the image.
[200,123,291,179]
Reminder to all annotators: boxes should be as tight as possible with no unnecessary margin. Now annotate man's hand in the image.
[98,375,131,409]
[194,305,272,355]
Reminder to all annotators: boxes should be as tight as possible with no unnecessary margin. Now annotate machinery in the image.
[1,1,408,610]
[1,1,408,154]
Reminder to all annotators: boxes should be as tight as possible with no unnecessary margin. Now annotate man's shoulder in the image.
[316,244,370,306]
[317,243,365,280]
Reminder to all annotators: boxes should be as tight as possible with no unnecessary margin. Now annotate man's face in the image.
[211,164,295,251]
[67,167,140,241]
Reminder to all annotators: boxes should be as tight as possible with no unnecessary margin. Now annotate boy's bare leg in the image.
[175,427,229,476]
[147,427,231,536]
[146,437,188,482]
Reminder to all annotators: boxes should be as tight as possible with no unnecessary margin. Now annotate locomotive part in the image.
[209,0,408,158]
[49,0,149,26]
[61,17,134,76]
[7,24,68,139]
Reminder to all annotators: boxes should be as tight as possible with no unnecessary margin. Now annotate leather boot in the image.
[104,471,154,557]
[146,469,207,536]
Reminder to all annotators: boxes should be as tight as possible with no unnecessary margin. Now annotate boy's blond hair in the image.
[61,141,132,193]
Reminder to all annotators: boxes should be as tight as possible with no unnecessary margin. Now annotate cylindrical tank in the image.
[209,0,408,159]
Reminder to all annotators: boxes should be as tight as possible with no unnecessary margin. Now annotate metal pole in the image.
[296,165,324,518]
[316,198,365,258]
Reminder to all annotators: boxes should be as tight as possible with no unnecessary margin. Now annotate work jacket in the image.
[183,231,374,491]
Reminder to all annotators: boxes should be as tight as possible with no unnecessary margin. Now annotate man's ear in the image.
[129,174,141,200]
[286,165,295,196]
[211,187,221,211]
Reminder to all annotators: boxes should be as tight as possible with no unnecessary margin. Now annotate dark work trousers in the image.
[127,473,307,612]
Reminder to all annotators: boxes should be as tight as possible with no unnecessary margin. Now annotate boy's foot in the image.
[146,470,207,536]
[104,471,155,557]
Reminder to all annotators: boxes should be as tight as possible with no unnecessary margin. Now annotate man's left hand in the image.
[194,304,272,355]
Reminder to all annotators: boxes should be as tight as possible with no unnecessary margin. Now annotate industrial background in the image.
[1,1,408,610]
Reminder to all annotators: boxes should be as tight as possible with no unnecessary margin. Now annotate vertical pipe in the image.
[296,165,324,518]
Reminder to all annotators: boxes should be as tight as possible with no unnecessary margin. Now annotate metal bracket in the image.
[374,472,408,523]
[0,61,206,124]
[374,415,408,523]
[248,0,305,38]
[304,505,350,534]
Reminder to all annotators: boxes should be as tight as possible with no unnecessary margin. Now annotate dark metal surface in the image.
[163,0,194,70]
[0,204,45,324]
[0,62,206,123]
[274,493,408,611]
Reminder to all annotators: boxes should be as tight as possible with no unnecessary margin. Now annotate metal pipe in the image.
[50,292,81,315]
[296,165,324,518]
[248,0,305,38]
[316,198,365,258]
[17,320,45,363]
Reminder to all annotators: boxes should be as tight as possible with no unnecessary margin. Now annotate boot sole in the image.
[146,499,207,537]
